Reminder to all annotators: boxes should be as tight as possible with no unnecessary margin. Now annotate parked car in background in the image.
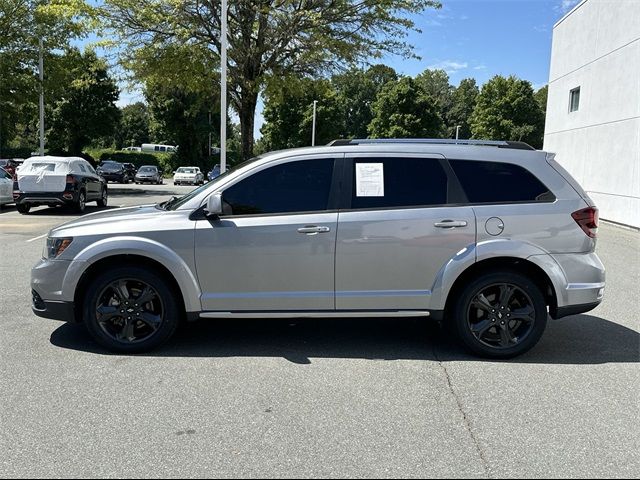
[134,165,163,184]
[14,156,107,214]
[122,147,142,152]
[0,167,13,208]
[174,166,204,186]
[123,163,137,178]
[207,164,221,182]
[29,139,605,357]
[141,143,177,153]
[97,161,133,184]
[0,159,20,177]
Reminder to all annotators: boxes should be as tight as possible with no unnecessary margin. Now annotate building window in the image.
[569,87,580,112]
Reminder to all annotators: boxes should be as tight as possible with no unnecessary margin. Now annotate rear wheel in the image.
[17,203,31,214]
[452,271,547,359]
[96,188,108,207]
[75,190,86,213]
[83,266,180,353]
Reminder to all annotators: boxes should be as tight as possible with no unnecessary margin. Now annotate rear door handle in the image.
[434,220,468,228]
[297,226,331,235]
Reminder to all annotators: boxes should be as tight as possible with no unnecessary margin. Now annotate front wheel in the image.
[83,266,180,353]
[451,271,547,359]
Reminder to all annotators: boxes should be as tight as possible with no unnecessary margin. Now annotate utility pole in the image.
[208,110,212,158]
[311,100,317,146]
[39,37,45,156]
[220,0,228,173]
[455,125,461,141]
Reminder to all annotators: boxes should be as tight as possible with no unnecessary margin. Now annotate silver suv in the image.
[31,139,605,358]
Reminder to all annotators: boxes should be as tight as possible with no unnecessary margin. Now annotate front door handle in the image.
[434,220,468,228]
[297,226,331,235]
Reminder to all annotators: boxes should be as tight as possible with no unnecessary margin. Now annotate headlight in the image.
[46,237,73,259]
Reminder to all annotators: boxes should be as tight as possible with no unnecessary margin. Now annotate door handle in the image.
[434,220,468,228]
[297,226,331,235]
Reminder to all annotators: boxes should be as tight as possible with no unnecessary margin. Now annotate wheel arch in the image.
[64,237,202,322]
[442,256,559,321]
[72,254,193,323]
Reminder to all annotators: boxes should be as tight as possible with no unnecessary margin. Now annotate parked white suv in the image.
[30,140,605,358]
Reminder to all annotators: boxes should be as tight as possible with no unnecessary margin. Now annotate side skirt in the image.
[198,310,432,319]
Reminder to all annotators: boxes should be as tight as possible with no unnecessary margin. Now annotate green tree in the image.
[101,0,441,160]
[535,84,548,116]
[145,80,219,170]
[368,77,443,138]
[115,102,151,149]
[332,64,398,139]
[47,49,120,154]
[470,75,545,148]
[261,76,343,150]
[0,0,95,154]
[415,69,453,135]
[449,78,479,140]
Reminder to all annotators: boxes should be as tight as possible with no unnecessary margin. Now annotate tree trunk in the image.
[239,91,258,161]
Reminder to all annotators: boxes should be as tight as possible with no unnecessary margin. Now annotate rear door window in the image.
[450,160,555,203]
[350,157,448,209]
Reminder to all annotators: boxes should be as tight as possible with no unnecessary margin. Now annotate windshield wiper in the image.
[158,196,179,210]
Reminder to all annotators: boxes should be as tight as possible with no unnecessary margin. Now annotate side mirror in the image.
[204,193,223,217]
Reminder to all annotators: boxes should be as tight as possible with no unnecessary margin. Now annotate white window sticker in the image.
[355,163,384,197]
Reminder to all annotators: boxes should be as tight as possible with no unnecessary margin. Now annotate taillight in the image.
[66,175,77,185]
[572,207,598,238]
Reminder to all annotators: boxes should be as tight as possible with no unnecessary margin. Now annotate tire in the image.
[96,187,108,207]
[83,265,180,353]
[17,203,31,214]
[75,190,86,213]
[451,271,547,359]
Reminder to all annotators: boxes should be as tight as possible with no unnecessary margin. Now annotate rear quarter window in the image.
[450,160,555,204]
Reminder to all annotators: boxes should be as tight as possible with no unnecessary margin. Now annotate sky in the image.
[85,0,583,137]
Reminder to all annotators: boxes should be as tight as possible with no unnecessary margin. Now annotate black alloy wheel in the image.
[452,271,547,358]
[84,266,180,352]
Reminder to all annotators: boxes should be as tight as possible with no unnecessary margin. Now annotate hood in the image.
[50,204,162,236]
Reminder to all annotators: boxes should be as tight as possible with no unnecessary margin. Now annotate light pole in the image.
[455,125,461,141]
[39,37,45,156]
[311,100,317,146]
[220,0,228,173]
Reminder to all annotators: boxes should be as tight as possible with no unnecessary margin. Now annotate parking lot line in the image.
[26,233,47,243]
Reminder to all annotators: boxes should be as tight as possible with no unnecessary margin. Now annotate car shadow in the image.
[50,314,639,365]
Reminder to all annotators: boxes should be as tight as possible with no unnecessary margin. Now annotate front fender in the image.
[62,236,201,312]
[429,239,567,311]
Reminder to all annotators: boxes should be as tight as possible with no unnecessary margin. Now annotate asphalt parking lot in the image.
[1,183,638,478]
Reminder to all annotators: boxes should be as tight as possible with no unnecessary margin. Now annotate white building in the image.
[544,0,639,228]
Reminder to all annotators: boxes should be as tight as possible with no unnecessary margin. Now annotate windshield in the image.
[161,156,264,211]
[177,167,196,174]
[139,167,156,173]
[101,162,122,171]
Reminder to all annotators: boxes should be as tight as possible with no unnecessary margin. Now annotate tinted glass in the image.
[351,157,448,209]
[450,160,554,203]
[223,159,334,215]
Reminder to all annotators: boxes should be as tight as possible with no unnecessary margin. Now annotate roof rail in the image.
[326,138,536,151]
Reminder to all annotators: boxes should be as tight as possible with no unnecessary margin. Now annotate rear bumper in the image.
[14,190,79,206]
[554,301,601,319]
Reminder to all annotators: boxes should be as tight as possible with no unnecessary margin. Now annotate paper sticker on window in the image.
[356,163,384,197]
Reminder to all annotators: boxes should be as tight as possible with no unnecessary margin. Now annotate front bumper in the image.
[135,176,157,183]
[101,173,126,182]
[31,289,76,322]
[174,177,200,184]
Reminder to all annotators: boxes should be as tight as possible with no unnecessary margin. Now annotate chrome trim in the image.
[199,310,431,319]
